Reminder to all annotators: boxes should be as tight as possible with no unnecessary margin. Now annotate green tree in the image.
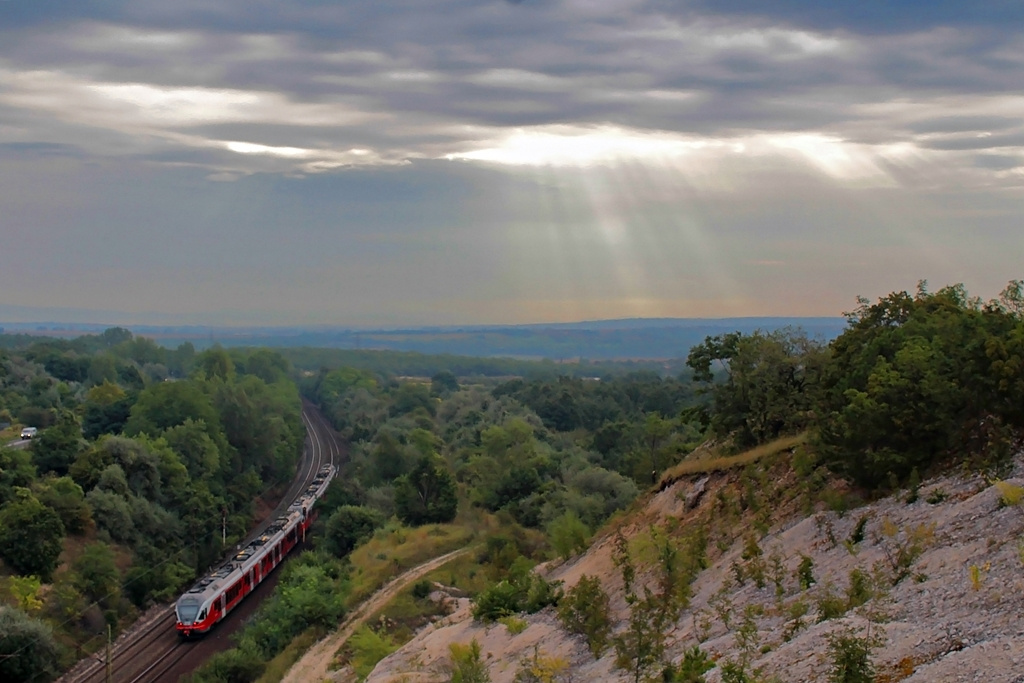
[642,413,672,484]
[557,574,611,657]
[432,371,460,396]
[612,531,697,683]
[7,576,43,614]
[72,542,120,609]
[30,410,83,476]
[162,419,222,481]
[390,382,435,417]
[124,381,220,437]
[816,283,1023,488]
[323,505,385,557]
[689,329,824,448]
[371,432,409,483]
[82,395,133,440]
[0,491,65,581]
[394,455,458,525]
[0,606,65,683]
[99,327,133,347]
[243,349,289,384]
[686,332,742,383]
[196,345,235,381]
[33,476,92,534]
[85,489,136,544]
[547,511,590,560]
[244,561,347,658]
[87,356,119,387]
[0,447,36,505]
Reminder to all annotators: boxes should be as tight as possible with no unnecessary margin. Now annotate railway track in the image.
[57,403,343,683]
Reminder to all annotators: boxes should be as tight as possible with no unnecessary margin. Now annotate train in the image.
[174,463,336,638]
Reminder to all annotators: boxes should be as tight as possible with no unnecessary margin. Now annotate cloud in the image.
[0,3,1018,182]
[0,1,1021,325]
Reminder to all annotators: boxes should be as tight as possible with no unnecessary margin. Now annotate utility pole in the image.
[222,508,227,548]
[105,624,112,683]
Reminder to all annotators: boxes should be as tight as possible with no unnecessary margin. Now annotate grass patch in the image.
[499,615,528,634]
[255,628,322,683]
[345,521,475,607]
[342,625,399,680]
[417,547,491,595]
[659,433,809,485]
[367,585,453,644]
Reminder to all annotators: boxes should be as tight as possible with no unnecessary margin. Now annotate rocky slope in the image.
[340,451,1024,682]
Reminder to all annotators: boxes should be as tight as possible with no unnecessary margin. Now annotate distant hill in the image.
[0,317,846,360]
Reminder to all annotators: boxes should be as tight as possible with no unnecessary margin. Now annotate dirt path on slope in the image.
[282,547,472,683]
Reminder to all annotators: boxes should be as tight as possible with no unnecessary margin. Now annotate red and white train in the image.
[174,464,336,638]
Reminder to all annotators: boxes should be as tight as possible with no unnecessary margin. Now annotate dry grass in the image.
[658,433,809,487]
[346,523,475,607]
[257,627,323,683]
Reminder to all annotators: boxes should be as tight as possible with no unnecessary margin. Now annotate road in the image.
[281,546,472,683]
[55,401,343,683]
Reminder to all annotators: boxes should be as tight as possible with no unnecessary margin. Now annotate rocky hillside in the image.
[358,449,1024,682]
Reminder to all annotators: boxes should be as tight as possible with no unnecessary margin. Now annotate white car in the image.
[20,427,37,439]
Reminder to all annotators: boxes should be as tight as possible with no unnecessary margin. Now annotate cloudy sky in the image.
[0,1,1021,327]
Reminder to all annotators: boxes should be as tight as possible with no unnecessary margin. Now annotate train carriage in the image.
[175,464,335,638]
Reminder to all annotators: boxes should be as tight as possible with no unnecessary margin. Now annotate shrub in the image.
[500,615,528,635]
[324,505,385,557]
[348,625,398,678]
[412,579,433,600]
[874,518,934,585]
[783,600,809,641]
[472,556,560,623]
[448,639,490,683]
[816,587,848,622]
[188,640,265,683]
[848,515,869,546]
[557,575,611,657]
[826,627,878,683]
[0,606,65,683]
[472,580,523,621]
[845,567,872,609]
[664,646,715,682]
[513,647,569,682]
[719,659,752,683]
[796,554,815,590]
[547,511,589,560]
[995,481,1024,508]
[245,559,347,658]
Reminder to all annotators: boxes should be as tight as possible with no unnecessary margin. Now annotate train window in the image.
[198,608,207,621]
[178,601,199,623]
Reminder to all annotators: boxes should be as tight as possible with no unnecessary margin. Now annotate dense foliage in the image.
[689,281,1024,489]
[0,329,305,681]
[305,364,705,540]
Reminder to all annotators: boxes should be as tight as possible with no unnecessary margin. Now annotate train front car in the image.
[175,591,217,639]
[174,464,336,638]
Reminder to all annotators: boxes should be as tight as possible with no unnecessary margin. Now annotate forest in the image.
[2,280,1024,683]
[0,332,305,681]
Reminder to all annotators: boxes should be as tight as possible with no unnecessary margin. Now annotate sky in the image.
[0,0,1022,327]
